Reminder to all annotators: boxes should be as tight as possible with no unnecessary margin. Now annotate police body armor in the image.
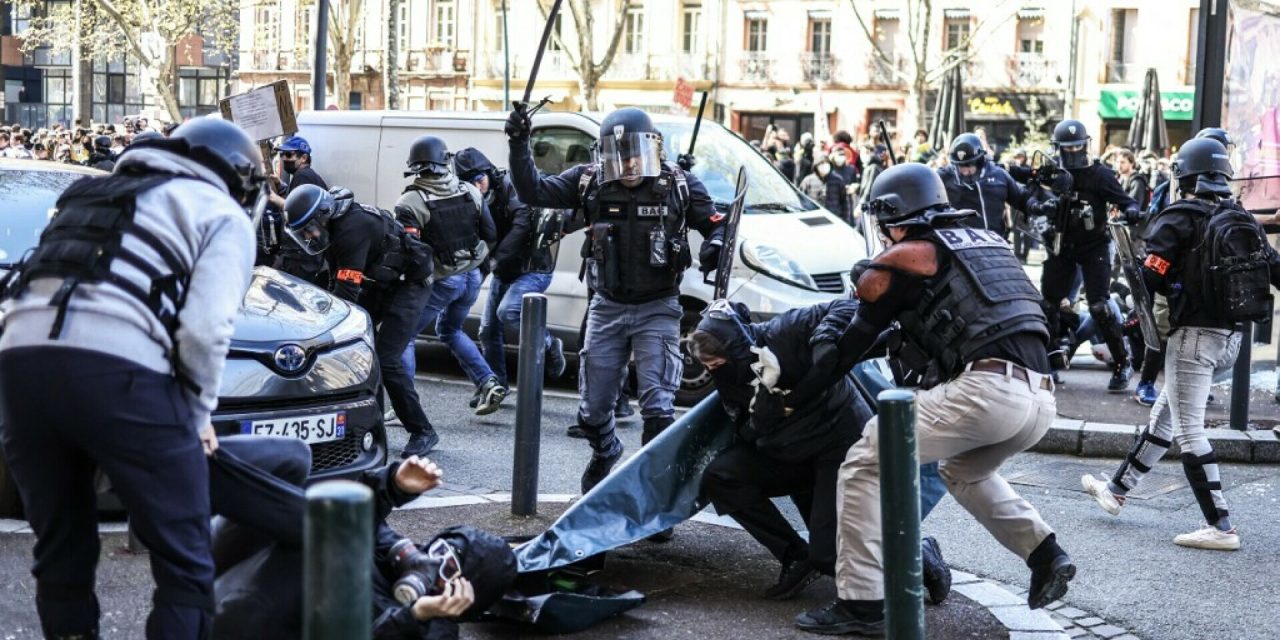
[891,226,1049,388]
[580,167,691,303]
[409,188,481,269]
[0,172,199,389]
[352,203,434,287]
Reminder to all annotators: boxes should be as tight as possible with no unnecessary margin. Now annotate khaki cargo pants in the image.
[834,363,1058,600]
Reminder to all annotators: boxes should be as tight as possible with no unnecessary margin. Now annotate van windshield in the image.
[655,123,818,214]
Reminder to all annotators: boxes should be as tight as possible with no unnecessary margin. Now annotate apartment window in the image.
[398,2,410,53]
[624,8,644,54]
[1186,8,1199,82]
[1016,14,1044,55]
[493,1,506,50]
[810,18,832,55]
[944,19,969,52]
[298,5,314,58]
[746,17,767,53]
[1109,8,1137,82]
[254,5,279,52]
[682,4,702,54]
[435,0,455,47]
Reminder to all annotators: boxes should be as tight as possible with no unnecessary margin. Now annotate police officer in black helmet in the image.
[283,184,436,458]
[394,135,504,439]
[0,118,264,638]
[791,164,1072,635]
[937,132,1034,237]
[1028,119,1140,391]
[505,105,726,494]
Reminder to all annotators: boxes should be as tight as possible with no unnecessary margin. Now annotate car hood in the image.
[232,267,349,344]
[739,210,867,274]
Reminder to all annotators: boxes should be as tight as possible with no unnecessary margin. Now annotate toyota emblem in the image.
[273,344,308,374]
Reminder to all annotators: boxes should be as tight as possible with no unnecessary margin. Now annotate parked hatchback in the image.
[0,160,387,517]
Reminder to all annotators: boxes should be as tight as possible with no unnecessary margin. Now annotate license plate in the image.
[240,412,345,444]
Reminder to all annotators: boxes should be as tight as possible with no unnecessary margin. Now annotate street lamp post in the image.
[311,0,330,111]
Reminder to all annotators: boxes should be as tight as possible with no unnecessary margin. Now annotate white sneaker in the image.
[383,407,401,425]
[1173,524,1240,551]
[1080,474,1123,516]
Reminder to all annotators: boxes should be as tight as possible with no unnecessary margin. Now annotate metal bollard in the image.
[878,389,924,640]
[1231,323,1251,430]
[512,293,547,516]
[304,480,372,640]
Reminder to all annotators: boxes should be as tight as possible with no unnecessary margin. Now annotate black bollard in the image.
[513,293,548,516]
[304,480,372,640]
[1230,323,1251,430]
[878,389,924,640]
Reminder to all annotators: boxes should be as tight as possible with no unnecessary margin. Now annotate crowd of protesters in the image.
[0,116,177,168]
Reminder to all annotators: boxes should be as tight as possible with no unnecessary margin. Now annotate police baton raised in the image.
[877,119,895,168]
[517,0,566,109]
[687,92,709,157]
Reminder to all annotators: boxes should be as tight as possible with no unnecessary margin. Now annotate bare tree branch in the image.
[593,0,633,76]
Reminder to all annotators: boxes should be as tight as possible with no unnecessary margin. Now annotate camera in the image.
[389,537,463,605]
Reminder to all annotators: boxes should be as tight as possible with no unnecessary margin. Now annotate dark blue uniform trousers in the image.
[0,347,214,639]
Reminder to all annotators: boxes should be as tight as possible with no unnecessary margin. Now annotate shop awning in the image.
[744,10,769,19]
[943,8,971,19]
[1017,7,1045,20]
[924,89,1065,122]
[808,9,833,19]
[874,8,900,20]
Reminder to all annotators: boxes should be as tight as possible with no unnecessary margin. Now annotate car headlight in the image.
[740,239,818,290]
[330,306,374,348]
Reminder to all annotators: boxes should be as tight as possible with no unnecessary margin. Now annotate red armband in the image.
[709,213,725,223]
[1143,254,1171,276]
[336,269,365,284]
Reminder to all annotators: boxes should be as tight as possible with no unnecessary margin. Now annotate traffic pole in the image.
[311,0,330,111]
[304,480,372,640]
[512,293,547,516]
[878,389,924,640]
[1231,325,1251,430]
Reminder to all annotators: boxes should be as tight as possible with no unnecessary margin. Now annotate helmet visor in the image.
[596,132,662,183]
[285,216,332,255]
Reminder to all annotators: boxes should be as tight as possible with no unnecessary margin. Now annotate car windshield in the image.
[655,123,818,214]
[0,168,82,266]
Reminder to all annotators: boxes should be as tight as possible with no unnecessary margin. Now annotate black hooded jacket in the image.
[703,300,870,464]
[454,148,538,281]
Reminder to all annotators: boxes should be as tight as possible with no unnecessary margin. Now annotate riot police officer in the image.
[283,184,437,458]
[1083,137,1280,550]
[0,118,264,638]
[505,106,725,493]
[1029,120,1140,391]
[454,147,568,389]
[791,164,1072,634]
[394,136,505,417]
[937,132,1034,236]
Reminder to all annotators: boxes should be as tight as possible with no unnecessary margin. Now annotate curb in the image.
[1030,418,1278,463]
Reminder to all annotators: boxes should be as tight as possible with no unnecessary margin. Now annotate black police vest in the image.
[895,226,1049,386]
[351,204,433,286]
[582,169,689,303]
[0,172,200,389]
[413,189,480,269]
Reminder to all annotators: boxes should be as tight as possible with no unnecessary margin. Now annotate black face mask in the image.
[282,160,299,174]
[711,360,757,409]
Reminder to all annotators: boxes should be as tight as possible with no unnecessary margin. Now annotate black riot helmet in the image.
[283,184,337,255]
[596,107,663,184]
[127,118,269,207]
[1195,127,1232,148]
[94,135,112,152]
[405,135,452,178]
[328,185,357,218]
[863,163,961,227]
[1051,119,1091,170]
[1172,137,1234,198]
[948,133,987,167]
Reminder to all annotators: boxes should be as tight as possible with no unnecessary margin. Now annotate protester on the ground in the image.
[692,299,952,605]
[395,136,505,433]
[1082,137,1280,551]
[0,118,263,639]
[505,104,725,494]
[790,164,1072,635]
[455,147,569,392]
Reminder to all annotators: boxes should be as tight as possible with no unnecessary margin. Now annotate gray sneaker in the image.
[474,376,507,416]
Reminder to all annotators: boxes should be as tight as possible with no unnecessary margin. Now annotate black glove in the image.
[1033,197,1060,218]
[1122,205,1142,225]
[749,384,787,431]
[677,153,697,171]
[698,240,722,275]
[505,102,532,141]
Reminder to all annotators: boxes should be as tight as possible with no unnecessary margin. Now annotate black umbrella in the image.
[947,65,967,146]
[928,72,951,152]
[928,66,967,154]
[1127,68,1169,155]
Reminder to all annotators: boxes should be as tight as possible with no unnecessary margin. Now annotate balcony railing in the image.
[1008,53,1056,87]
[605,52,649,80]
[1106,60,1142,83]
[867,53,906,86]
[400,48,469,74]
[479,50,575,81]
[800,52,838,84]
[739,52,774,84]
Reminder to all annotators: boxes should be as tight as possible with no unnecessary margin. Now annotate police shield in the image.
[1109,221,1162,352]
[525,208,566,274]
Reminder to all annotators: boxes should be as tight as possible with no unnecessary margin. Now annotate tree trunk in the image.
[334,45,352,109]
[386,0,400,109]
[151,57,182,122]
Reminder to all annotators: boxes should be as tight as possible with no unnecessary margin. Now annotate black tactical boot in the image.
[921,536,952,605]
[581,421,624,494]
[1107,360,1133,393]
[1026,533,1076,609]
[641,416,675,446]
[795,599,885,635]
[763,550,821,600]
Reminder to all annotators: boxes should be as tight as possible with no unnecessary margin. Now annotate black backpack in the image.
[1199,202,1274,323]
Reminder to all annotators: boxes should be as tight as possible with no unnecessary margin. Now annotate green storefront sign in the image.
[1099,89,1196,121]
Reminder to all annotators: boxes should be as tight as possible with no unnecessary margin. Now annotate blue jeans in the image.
[919,462,946,519]
[479,272,553,386]
[401,270,494,386]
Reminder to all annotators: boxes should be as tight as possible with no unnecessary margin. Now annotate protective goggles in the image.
[428,537,463,586]
[701,299,756,347]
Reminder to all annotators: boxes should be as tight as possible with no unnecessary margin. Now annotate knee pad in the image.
[1180,451,1228,523]
[1089,302,1124,342]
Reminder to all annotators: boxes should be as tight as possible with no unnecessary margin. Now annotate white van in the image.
[298,110,867,403]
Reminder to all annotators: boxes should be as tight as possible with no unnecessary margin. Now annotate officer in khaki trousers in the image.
[783,164,1074,636]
